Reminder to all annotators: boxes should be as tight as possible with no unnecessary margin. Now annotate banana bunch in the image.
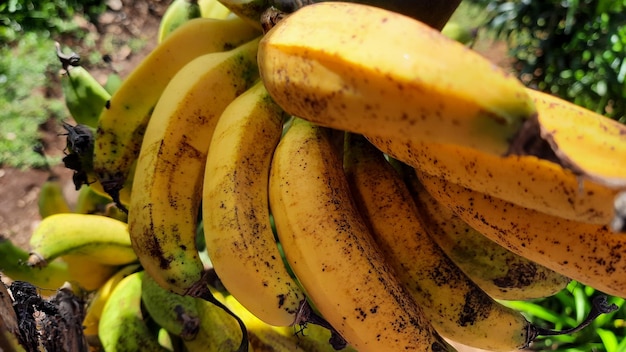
[29,0,626,351]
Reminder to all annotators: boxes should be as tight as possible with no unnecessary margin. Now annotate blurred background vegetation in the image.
[0,0,109,168]
[1,0,625,350]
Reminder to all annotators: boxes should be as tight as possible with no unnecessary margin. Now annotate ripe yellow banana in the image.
[94,16,260,205]
[128,38,261,295]
[402,168,570,301]
[158,0,202,43]
[522,88,626,187]
[99,271,169,352]
[202,81,305,326]
[83,264,141,338]
[0,235,71,291]
[62,255,122,291]
[198,0,231,18]
[27,213,137,268]
[368,88,626,226]
[258,2,536,157]
[182,290,246,352]
[417,170,626,299]
[37,175,72,219]
[368,136,619,226]
[343,134,534,351]
[269,118,452,352]
[141,272,201,340]
[222,292,357,352]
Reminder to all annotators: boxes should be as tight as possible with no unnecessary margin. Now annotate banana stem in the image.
[294,300,348,350]
[55,42,81,72]
[532,295,618,337]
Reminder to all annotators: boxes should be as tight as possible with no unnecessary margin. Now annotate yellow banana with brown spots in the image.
[258,2,537,157]
[128,38,260,296]
[202,81,306,327]
[269,118,453,352]
[343,134,535,351]
[416,170,626,299]
[368,88,626,226]
[400,163,571,301]
[94,16,260,207]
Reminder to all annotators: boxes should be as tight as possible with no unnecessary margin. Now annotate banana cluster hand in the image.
[18,1,623,351]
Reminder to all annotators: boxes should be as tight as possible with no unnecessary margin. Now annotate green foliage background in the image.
[467,0,626,122]
[0,0,106,168]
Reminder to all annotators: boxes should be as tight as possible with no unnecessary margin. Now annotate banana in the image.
[269,118,453,351]
[94,16,260,206]
[27,213,137,268]
[141,273,201,340]
[83,264,141,338]
[98,271,169,352]
[199,0,231,18]
[222,292,357,352]
[104,73,123,95]
[37,175,72,219]
[62,255,122,292]
[402,167,571,301]
[516,89,626,188]
[202,81,305,326]
[416,170,626,299]
[343,134,535,351]
[368,136,620,225]
[181,291,248,352]
[258,2,536,157]
[441,21,476,45]
[128,38,260,295]
[73,184,112,215]
[0,234,71,291]
[56,42,111,129]
[158,0,202,43]
[367,88,626,226]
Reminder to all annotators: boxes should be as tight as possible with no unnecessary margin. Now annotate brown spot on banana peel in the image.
[420,173,626,297]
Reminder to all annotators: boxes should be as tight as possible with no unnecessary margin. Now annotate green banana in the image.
[158,0,202,43]
[141,273,201,340]
[0,235,71,291]
[37,175,72,219]
[182,290,247,352]
[99,271,169,352]
[56,42,111,129]
[104,73,123,95]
